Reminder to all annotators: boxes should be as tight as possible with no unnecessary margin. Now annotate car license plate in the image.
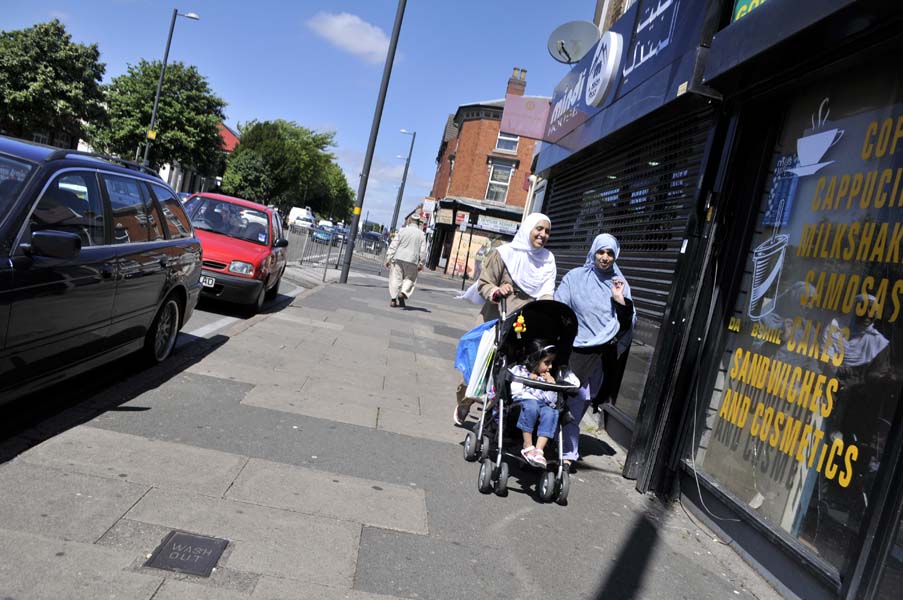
[200,276,216,288]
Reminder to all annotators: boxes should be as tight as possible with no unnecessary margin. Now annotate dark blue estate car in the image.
[0,136,202,404]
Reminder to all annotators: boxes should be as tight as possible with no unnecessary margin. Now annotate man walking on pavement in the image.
[385,215,427,308]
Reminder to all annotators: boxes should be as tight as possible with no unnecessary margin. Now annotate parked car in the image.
[177,192,192,202]
[292,215,316,232]
[183,192,288,314]
[332,226,349,245]
[312,225,335,244]
[360,230,387,253]
[0,136,202,405]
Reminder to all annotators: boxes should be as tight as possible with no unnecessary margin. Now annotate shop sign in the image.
[477,215,519,235]
[732,0,769,22]
[544,0,708,144]
[437,208,454,225]
[422,199,436,215]
[694,78,903,568]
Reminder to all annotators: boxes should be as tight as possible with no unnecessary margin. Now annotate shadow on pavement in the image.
[0,333,227,465]
[592,510,662,600]
[580,434,618,458]
[401,306,432,313]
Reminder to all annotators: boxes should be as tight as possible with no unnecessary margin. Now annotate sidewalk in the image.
[0,266,783,600]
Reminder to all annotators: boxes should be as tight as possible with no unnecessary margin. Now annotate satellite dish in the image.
[547,21,601,64]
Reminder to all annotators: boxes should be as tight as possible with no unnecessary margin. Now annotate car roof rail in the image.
[45,149,163,178]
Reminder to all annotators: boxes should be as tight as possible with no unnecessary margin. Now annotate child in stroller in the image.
[462,299,579,503]
[511,341,559,468]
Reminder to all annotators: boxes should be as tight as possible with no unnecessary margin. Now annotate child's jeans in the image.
[516,398,558,439]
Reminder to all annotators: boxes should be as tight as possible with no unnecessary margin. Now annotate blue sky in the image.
[4,0,594,226]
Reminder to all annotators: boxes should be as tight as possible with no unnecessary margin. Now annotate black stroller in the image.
[463,299,579,504]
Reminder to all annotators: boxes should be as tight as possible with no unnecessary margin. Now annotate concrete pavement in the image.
[0,261,783,600]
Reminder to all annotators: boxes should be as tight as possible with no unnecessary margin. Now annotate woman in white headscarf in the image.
[554,233,635,467]
[454,213,557,425]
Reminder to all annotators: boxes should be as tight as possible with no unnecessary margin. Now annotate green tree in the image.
[89,60,226,171]
[222,119,353,217]
[0,20,106,142]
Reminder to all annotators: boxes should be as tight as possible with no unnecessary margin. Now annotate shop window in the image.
[495,133,519,153]
[31,131,49,145]
[486,162,513,203]
[690,65,903,571]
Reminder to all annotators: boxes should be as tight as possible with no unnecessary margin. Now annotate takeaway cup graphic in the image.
[749,234,789,320]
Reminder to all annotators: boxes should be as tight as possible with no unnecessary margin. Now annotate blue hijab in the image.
[554,233,635,350]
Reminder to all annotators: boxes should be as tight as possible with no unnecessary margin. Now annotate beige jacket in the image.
[386,224,427,265]
[476,250,553,322]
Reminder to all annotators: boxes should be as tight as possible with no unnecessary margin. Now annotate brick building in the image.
[427,67,546,276]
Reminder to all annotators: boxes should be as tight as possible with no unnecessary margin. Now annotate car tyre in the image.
[245,285,266,317]
[144,296,181,364]
[264,270,283,301]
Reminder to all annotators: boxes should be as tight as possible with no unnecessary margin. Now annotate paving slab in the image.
[241,384,378,428]
[376,407,465,446]
[302,377,420,415]
[225,458,428,534]
[252,577,405,600]
[0,461,150,543]
[313,362,384,390]
[125,487,361,587]
[150,579,250,600]
[267,311,345,331]
[19,426,247,497]
[0,527,163,600]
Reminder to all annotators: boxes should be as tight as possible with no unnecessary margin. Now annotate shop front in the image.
[646,1,903,598]
[536,0,722,450]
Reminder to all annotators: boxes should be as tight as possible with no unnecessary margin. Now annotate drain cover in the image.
[145,530,228,577]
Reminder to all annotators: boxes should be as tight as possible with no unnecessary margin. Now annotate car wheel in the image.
[264,271,282,301]
[243,284,266,317]
[144,296,181,363]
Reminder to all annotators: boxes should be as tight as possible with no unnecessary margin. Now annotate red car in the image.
[183,193,288,314]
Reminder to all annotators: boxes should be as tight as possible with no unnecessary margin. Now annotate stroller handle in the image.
[499,296,507,320]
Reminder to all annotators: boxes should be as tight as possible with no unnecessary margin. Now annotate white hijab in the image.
[458,213,556,304]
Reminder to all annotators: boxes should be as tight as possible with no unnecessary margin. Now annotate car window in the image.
[0,154,34,212]
[151,184,193,239]
[29,171,105,247]
[189,197,270,246]
[104,174,152,244]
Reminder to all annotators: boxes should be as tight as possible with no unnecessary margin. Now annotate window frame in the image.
[101,171,154,245]
[495,132,520,154]
[485,161,514,203]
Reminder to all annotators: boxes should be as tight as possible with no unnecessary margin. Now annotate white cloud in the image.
[306,12,389,65]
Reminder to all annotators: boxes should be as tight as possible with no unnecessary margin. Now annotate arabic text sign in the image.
[501,95,551,140]
[543,0,708,144]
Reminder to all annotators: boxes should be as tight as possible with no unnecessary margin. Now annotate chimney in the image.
[506,67,526,97]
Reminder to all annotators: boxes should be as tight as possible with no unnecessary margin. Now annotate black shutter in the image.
[544,107,715,332]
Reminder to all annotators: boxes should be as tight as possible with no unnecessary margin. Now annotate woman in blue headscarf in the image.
[554,233,636,467]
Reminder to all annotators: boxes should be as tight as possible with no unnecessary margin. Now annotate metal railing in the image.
[283,226,388,272]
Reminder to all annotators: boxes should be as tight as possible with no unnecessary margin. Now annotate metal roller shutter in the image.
[544,107,715,338]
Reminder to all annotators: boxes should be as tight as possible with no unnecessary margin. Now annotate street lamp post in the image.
[339,0,408,284]
[142,8,200,166]
[389,129,416,233]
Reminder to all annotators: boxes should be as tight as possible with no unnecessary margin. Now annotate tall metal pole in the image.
[389,131,416,233]
[339,0,407,284]
[143,8,178,166]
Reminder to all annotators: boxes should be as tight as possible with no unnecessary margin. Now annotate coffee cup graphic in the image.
[749,234,789,320]
[797,128,843,166]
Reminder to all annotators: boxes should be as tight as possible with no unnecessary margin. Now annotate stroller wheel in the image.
[478,458,494,494]
[463,431,478,462]
[480,435,491,457]
[494,462,509,497]
[555,471,570,505]
[539,471,556,503]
